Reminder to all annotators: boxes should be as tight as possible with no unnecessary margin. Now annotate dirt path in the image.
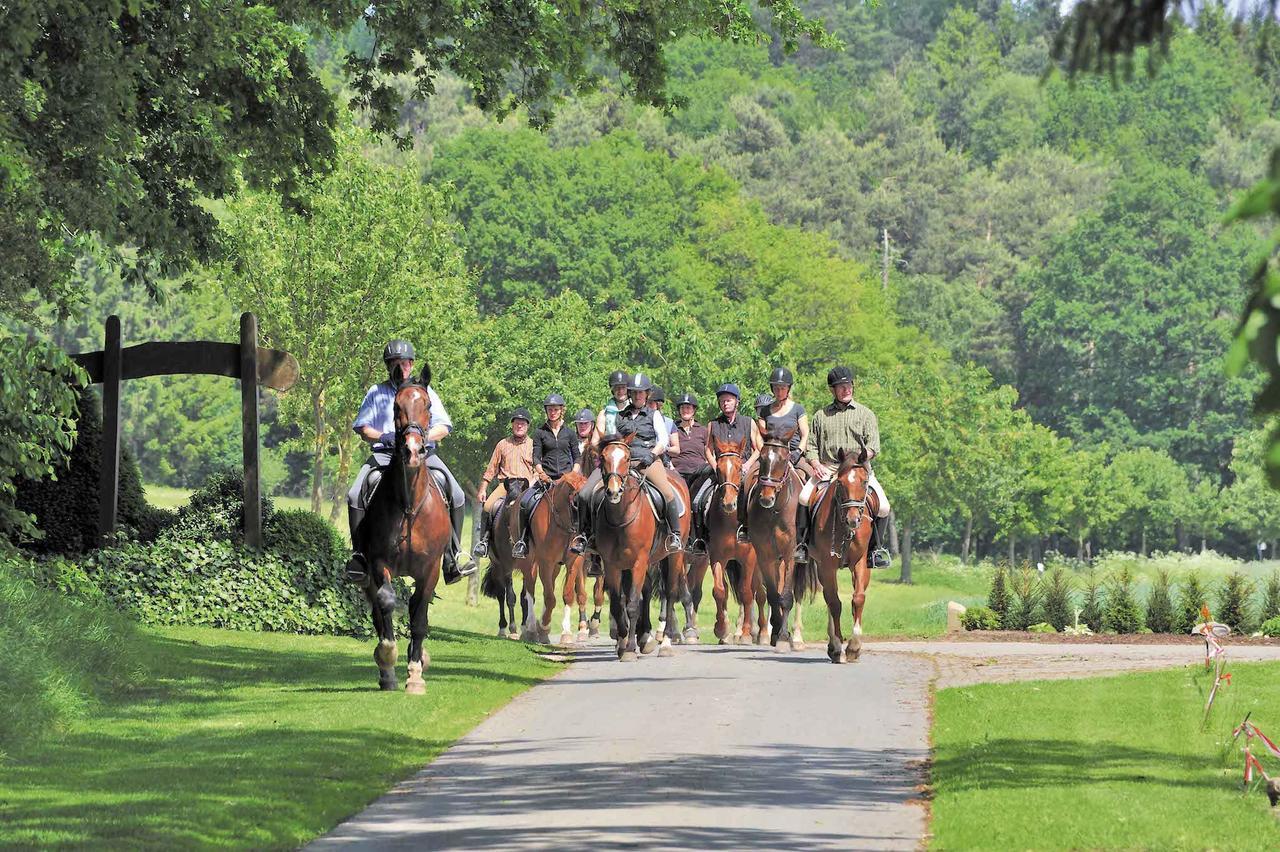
[310,638,1280,850]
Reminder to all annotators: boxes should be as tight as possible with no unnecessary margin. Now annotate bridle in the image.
[392,385,438,563]
[829,463,870,560]
[599,441,643,527]
[712,447,743,511]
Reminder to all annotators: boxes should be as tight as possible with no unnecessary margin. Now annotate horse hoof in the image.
[379,676,398,691]
[588,625,600,638]
[577,630,589,643]
[506,632,519,641]
[827,646,842,663]
[683,627,699,643]
[658,641,675,658]
[496,627,507,638]
[619,650,638,662]
[640,637,657,655]
[405,679,426,695]
[559,632,574,646]
[755,633,769,646]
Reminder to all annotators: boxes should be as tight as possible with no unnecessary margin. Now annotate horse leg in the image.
[630,568,651,657]
[752,566,769,646]
[539,560,564,646]
[370,581,398,691]
[683,556,705,643]
[405,581,430,694]
[611,572,635,661]
[659,557,679,655]
[710,559,730,643]
[821,565,846,664]
[594,573,608,639]
[846,559,870,661]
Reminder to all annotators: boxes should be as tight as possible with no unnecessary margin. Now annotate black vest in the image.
[616,405,658,465]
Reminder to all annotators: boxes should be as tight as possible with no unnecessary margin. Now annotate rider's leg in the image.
[344,455,384,582]
[736,459,757,542]
[868,469,892,569]
[570,469,601,553]
[644,460,683,552]
[472,488,503,558]
[426,454,477,581]
[512,482,536,558]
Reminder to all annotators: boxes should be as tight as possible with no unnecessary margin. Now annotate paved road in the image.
[311,640,933,851]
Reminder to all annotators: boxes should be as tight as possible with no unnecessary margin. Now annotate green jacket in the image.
[805,400,880,467]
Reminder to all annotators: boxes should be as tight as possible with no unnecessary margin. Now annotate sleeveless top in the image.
[709,412,752,450]
[762,401,804,455]
[615,405,658,466]
[603,398,624,436]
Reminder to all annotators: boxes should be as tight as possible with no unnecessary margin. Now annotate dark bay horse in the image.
[481,483,537,640]
[357,381,451,692]
[706,431,767,645]
[595,436,684,661]
[524,471,586,645]
[810,443,876,663]
[747,429,811,652]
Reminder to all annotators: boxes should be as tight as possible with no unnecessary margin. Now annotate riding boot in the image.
[735,494,749,543]
[794,505,810,563]
[663,499,684,553]
[444,501,477,584]
[471,506,492,560]
[570,499,591,554]
[344,506,367,582]
[872,515,892,569]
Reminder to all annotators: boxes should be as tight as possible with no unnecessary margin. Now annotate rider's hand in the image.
[817,463,834,481]
[538,469,551,483]
[478,487,488,502]
[378,431,396,446]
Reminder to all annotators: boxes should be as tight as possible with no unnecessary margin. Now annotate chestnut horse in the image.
[565,551,606,641]
[810,442,877,664]
[747,429,811,652]
[523,471,587,645]
[595,436,686,661]
[706,431,767,645]
[357,380,451,692]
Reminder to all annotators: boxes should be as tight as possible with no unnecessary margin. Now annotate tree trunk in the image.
[329,439,353,524]
[1140,526,1147,558]
[310,394,326,514]
[961,516,973,565]
[1175,521,1187,553]
[888,510,900,556]
[1008,534,1016,567]
[900,522,913,584]
[1201,537,1207,553]
[1076,522,1085,559]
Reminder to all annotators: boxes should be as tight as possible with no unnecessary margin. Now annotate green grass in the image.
[932,661,1280,850]
[0,624,562,849]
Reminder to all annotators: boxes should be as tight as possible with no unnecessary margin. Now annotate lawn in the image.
[0,624,562,849]
[931,660,1280,850]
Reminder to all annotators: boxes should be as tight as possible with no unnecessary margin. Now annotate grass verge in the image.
[0,624,562,849]
[931,660,1280,850]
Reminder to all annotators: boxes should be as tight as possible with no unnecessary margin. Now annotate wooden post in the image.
[240,312,262,549]
[99,315,123,541]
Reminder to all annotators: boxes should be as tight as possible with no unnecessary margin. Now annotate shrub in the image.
[267,509,345,565]
[1177,570,1209,634]
[164,470,275,545]
[1007,567,1042,630]
[1080,567,1105,632]
[987,564,1010,628]
[962,606,1001,631]
[1103,565,1143,634]
[1040,566,1074,631]
[1029,622,1057,634]
[11,388,159,554]
[1145,568,1177,634]
[1260,616,1280,638]
[0,553,146,755]
[1216,572,1257,635]
[1261,572,1280,623]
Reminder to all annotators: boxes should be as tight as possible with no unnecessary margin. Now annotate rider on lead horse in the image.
[800,365,892,568]
[346,339,476,585]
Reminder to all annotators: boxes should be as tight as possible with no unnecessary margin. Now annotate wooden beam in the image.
[99,315,122,541]
[72,341,298,391]
[240,313,262,549]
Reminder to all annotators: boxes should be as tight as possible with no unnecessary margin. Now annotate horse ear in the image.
[836,447,846,462]
[419,365,432,388]
[782,426,796,444]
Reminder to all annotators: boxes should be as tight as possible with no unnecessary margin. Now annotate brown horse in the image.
[747,429,811,652]
[480,488,526,641]
[357,381,451,692]
[595,436,684,661]
[810,442,876,664]
[706,431,767,645]
[522,471,587,645]
[564,550,606,642]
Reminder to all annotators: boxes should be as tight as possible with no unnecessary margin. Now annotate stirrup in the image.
[345,554,368,583]
[471,538,490,559]
[512,538,529,559]
[793,543,808,562]
[586,555,603,577]
[690,538,707,555]
[735,526,749,544]
[569,534,587,555]
[665,533,683,553]
[871,548,891,569]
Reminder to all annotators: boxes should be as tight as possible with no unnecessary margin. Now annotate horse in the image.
[705,430,767,645]
[522,470,587,645]
[595,435,684,661]
[678,550,710,643]
[563,550,605,642]
[746,428,812,652]
[809,440,877,664]
[480,529,520,641]
[356,379,452,692]
[480,481,539,641]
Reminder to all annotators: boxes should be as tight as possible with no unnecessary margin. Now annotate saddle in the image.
[362,457,452,510]
[588,476,685,528]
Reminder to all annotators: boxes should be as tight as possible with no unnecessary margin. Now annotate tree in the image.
[220,123,476,515]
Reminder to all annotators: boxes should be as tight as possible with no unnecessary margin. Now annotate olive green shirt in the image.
[805,400,880,466]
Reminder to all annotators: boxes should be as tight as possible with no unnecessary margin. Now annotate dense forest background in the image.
[32,0,1280,569]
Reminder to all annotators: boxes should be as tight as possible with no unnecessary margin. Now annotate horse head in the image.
[601,433,634,505]
[709,431,747,513]
[393,383,431,470]
[756,426,795,509]
[833,438,871,530]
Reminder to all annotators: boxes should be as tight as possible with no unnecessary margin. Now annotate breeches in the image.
[799,469,890,517]
[349,452,465,509]
[639,460,677,501]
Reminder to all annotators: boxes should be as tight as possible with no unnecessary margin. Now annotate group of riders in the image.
[343,341,894,588]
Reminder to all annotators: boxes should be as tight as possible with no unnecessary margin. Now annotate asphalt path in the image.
[311,639,933,851]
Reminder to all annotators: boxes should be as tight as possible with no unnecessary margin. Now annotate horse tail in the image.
[481,562,504,600]
[650,556,670,602]
[725,559,746,607]
[794,557,818,604]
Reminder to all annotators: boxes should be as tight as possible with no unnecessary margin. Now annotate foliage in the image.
[1145,568,1177,634]
[266,510,346,568]
[1177,570,1210,634]
[1028,622,1057,634]
[1261,616,1280,638]
[1007,566,1043,631]
[165,470,274,546]
[1215,572,1257,635]
[0,553,145,754]
[1262,571,1280,623]
[961,606,1001,631]
[1080,568,1105,632]
[1040,566,1075,631]
[1103,565,1143,633]
[986,564,1010,627]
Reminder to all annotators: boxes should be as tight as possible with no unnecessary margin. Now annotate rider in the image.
[753,392,774,420]
[572,407,603,575]
[801,366,892,568]
[572,371,629,554]
[472,408,537,559]
[671,391,712,553]
[757,367,811,558]
[595,370,630,438]
[346,340,476,585]
[649,385,680,460]
[704,383,762,542]
[513,393,580,558]
[615,373,683,553]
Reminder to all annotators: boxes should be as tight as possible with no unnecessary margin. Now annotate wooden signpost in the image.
[73,312,298,548]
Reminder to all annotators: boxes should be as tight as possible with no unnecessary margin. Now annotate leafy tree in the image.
[1261,571,1280,623]
[987,563,1010,627]
[1007,566,1043,630]
[1080,567,1105,631]
[1145,568,1176,634]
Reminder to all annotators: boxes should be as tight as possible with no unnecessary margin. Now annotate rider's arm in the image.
[746,420,763,464]
[864,410,881,462]
[479,443,502,499]
[352,385,388,445]
[595,409,608,438]
[652,413,669,456]
[668,430,680,456]
[425,386,453,444]
[797,413,810,455]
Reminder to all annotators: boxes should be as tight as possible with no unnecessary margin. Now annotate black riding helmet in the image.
[769,366,794,387]
[543,392,567,407]
[715,382,740,399]
[575,407,595,424]
[651,386,666,403]
[827,366,855,387]
[676,392,698,407]
[383,339,415,362]
[628,373,654,393]
[511,407,532,423]
[755,393,774,412]
[608,369,630,388]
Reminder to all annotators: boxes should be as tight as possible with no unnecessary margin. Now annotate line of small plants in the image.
[961,564,1280,637]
